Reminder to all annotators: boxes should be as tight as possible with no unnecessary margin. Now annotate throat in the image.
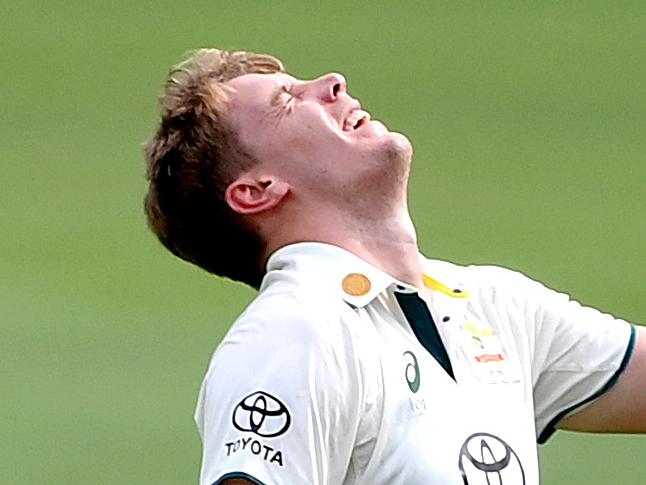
[344,217,423,288]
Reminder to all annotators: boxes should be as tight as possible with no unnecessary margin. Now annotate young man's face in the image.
[223,71,412,206]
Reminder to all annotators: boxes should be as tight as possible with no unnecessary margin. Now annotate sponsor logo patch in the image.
[474,353,505,363]
[403,351,421,393]
[226,391,290,467]
[224,436,284,467]
[458,432,525,484]
[232,391,291,438]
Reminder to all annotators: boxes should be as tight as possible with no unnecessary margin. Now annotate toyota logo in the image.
[232,391,291,438]
[458,432,525,485]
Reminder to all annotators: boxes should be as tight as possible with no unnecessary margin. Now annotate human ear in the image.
[225,176,289,215]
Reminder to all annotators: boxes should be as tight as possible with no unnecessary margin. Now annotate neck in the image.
[262,206,423,289]
[337,220,423,288]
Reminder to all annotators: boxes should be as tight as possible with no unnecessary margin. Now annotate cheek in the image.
[240,119,299,165]
[275,123,330,159]
[240,111,349,170]
[246,129,318,176]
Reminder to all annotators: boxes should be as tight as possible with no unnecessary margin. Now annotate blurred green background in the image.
[2,1,644,483]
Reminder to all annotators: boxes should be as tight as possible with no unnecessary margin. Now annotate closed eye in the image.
[282,84,298,112]
[285,84,300,101]
[269,83,296,123]
[270,84,295,107]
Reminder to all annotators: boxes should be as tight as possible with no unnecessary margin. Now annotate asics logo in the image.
[403,351,421,393]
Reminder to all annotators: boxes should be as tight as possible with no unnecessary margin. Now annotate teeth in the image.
[343,109,370,131]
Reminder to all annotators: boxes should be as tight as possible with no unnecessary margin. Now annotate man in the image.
[144,49,646,485]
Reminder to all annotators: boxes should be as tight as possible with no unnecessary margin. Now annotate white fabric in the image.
[195,242,633,485]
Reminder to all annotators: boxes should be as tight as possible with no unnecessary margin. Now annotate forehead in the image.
[223,72,297,151]
[225,72,294,114]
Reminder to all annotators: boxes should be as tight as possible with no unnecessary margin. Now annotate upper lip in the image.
[341,99,364,130]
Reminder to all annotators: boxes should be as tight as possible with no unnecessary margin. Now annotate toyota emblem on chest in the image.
[458,432,526,485]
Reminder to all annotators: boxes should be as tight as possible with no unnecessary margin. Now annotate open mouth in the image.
[343,109,370,131]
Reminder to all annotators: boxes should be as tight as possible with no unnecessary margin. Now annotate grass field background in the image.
[2,1,645,483]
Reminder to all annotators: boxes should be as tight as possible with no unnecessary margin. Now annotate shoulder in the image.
[201,273,364,390]
[194,276,369,485]
[228,273,359,349]
[194,274,367,438]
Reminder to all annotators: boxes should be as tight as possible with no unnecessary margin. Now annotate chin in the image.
[378,131,413,166]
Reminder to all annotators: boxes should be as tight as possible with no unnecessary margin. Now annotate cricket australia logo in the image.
[458,432,525,485]
[232,391,291,438]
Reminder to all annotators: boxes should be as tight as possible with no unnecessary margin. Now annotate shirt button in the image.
[342,273,372,296]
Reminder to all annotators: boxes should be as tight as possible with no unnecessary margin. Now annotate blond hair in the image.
[144,48,284,288]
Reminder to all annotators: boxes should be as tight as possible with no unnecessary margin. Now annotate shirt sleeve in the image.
[503,269,635,443]
[194,296,363,485]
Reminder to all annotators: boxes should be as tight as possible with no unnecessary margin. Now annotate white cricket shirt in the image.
[195,242,634,485]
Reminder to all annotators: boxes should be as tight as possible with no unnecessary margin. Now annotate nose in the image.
[306,72,347,103]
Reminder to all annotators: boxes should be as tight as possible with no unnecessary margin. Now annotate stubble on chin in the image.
[343,133,413,219]
[377,132,413,180]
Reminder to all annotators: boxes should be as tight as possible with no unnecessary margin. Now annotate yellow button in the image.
[342,273,372,296]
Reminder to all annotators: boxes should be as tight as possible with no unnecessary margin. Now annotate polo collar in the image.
[263,242,406,308]
[263,242,472,308]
